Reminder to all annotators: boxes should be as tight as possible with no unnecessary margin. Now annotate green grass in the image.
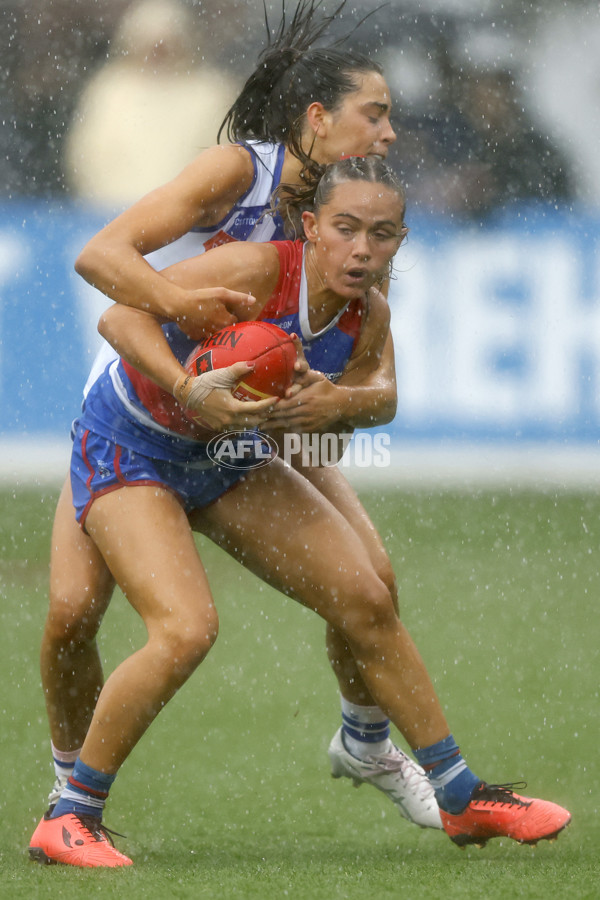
[0,484,598,898]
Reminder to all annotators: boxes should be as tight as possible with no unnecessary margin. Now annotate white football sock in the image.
[340,697,393,760]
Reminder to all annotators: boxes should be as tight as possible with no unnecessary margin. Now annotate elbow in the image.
[355,392,397,429]
[97,305,115,343]
[383,390,398,424]
[74,238,102,284]
[375,388,398,426]
[97,312,109,340]
[373,400,397,427]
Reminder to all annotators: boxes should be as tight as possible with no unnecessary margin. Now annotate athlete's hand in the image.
[173,361,278,431]
[266,369,346,431]
[284,337,310,399]
[171,288,256,340]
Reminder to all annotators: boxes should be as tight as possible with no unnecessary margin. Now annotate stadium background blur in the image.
[1,0,600,484]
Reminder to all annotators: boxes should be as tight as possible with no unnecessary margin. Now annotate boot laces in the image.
[76,814,126,845]
[365,747,428,788]
[476,781,529,807]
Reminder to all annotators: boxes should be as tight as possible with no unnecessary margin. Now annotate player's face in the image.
[313,72,396,162]
[303,180,408,300]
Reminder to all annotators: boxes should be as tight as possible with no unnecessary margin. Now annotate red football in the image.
[185,321,297,401]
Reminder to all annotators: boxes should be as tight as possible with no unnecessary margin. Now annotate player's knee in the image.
[342,575,397,640]
[45,591,105,645]
[157,608,219,675]
[373,558,399,612]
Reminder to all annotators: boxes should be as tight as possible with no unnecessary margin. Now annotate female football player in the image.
[29,157,571,867]
[39,0,429,837]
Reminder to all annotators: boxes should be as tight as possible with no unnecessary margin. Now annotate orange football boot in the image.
[29,812,132,867]
[441,782,571,848]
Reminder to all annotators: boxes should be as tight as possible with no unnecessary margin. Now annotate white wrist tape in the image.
[173,368,240,409]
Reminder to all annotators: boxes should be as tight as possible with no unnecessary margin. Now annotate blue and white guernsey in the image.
[84,141,288,394]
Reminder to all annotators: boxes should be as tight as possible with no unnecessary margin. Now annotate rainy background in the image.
[0,0,599,895]
[1,0,600,480]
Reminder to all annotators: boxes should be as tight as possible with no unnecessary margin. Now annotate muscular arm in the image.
[75,145,257,336]
[97,241,282,428]
[335,328,397,427]
[98,306,181,395]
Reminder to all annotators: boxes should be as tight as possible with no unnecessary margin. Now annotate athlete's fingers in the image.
[283,367,326,398]
[174,290,255,338]
[220,290,256,313]
[291,336,308,369]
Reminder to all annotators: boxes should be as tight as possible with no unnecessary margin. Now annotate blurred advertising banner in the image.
[1,202,599,453]
[388,210,600,444]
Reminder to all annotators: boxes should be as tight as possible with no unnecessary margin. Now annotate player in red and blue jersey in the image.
[29,158,571,867]
[37,1,427,853]
[115,237,366,443]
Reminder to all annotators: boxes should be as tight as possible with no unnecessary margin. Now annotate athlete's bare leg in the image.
[46,460,446,775]
[298,464,398,705]
[80,486,218,772]
[41,478,115,752]
[39,464,396,767]
[194,460,449,751]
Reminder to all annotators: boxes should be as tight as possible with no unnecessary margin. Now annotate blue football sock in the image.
[51,758,116,820]
[414,735,481,814]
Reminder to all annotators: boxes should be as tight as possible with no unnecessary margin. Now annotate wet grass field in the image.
[0,484,597,898]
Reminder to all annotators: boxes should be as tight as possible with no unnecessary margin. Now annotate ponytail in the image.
[217,0,382,176]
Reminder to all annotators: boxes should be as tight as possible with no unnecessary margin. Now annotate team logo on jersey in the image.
[207,430,278,469]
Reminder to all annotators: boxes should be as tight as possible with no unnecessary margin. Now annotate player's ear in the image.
[305,101,329,138]
[302,211,318,243]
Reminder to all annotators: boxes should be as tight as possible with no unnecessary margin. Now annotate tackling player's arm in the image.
[97,241,283,429]
[160,239,281,324]
[75,144,257,336]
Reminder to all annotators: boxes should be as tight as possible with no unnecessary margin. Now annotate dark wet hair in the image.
[217,0,383,179]
[276,155,406,237]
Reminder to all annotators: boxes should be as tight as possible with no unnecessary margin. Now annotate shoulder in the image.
[270,239,304,266]
[346,287,390,358]
[364,286,391,329]
[158,144,254,227]
[175,143,256,205]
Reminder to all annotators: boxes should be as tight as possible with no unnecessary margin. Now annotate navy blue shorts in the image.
[70,422,246,530]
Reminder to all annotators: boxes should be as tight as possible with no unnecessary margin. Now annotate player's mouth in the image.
[345,267,369,283]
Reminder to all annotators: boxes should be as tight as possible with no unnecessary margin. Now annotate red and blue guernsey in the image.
[79,240,365,454]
